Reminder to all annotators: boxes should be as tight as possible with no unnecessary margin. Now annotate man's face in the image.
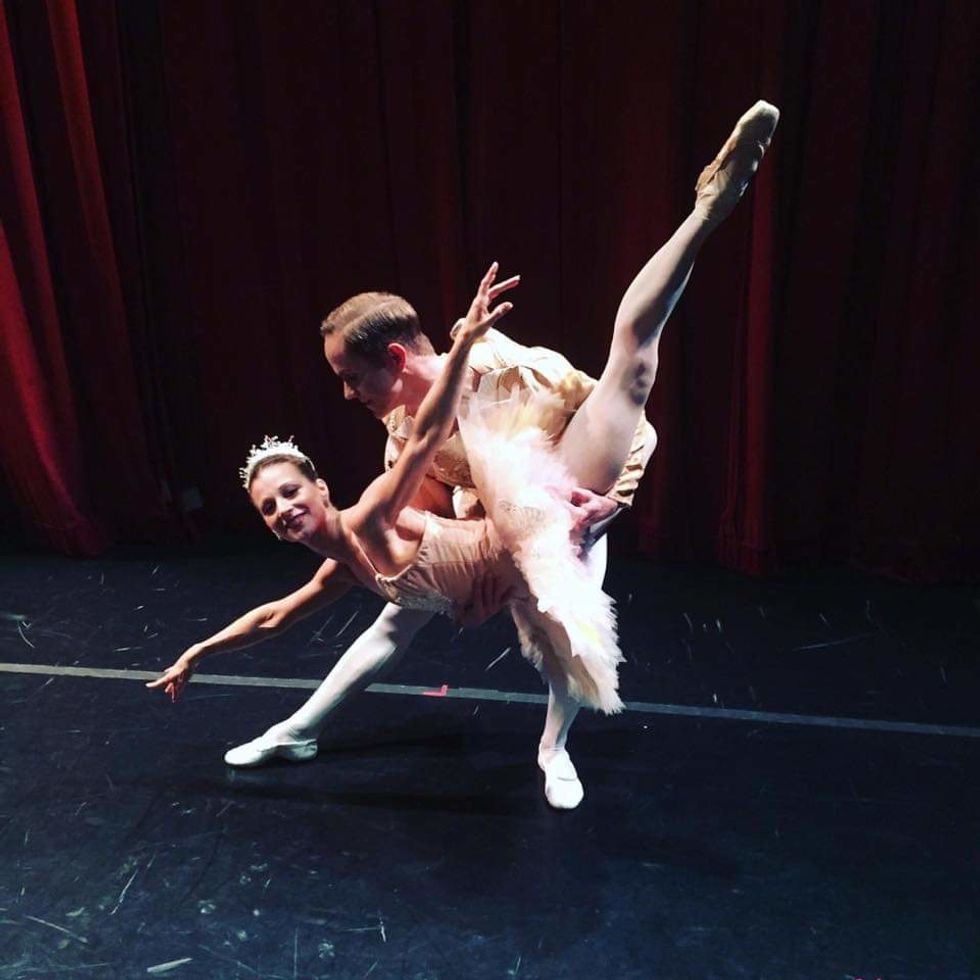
[323,332,403,418]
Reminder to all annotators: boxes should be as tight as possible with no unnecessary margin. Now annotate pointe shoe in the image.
[538,748,585,810]
[224,733,318,768]
[694,100,780,225]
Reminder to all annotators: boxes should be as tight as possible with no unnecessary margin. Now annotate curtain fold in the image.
[0,0,104,552]
[2,0,164,551]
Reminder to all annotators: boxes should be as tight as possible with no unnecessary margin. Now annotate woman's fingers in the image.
[455,265,517,342]
[481,261,499,290]
[488,274,520,301]
[167,674,187,703]
[147,663,191,701]
[485,301,513,328]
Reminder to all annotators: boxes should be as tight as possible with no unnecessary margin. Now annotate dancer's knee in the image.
[372,603,432,648]
[625,355,658,407]
[606,331,659,406]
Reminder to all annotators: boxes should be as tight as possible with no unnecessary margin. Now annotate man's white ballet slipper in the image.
[223,734,318,768]
[694,100,780,225]
[538,749,585,810]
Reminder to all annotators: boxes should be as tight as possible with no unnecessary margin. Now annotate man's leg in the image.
[224,603,434,766]
[559,101,779,492]
[536,535,608,809]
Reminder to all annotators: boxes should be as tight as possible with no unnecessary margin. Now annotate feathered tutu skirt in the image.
[459,390,624,714]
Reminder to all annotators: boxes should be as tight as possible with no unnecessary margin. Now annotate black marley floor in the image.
[0,541,978,979]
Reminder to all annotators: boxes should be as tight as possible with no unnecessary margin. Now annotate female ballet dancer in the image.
[148,99,780,806]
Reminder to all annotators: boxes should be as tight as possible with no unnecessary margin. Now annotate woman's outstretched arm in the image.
[146,559,354,702]
[358,262,518,526]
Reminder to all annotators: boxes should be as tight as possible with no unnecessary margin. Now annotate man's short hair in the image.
[320,292,434,363]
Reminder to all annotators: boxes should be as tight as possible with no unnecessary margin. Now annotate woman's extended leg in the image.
[559,101,779,492]
[224,603,434,766]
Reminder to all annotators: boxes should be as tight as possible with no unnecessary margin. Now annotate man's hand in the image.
[566,488,621,546]
[452,487,486,521]
[451,262,520,346]
[146,651,196,703]
[455,570,513,628]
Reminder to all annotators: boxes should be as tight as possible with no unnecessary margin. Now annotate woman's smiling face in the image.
[249,460,330,543]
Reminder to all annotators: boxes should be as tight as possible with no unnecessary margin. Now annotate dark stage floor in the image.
[0,545,978,979]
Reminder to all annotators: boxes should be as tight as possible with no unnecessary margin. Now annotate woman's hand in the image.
[146,650,197,703]
[451,262,519,347]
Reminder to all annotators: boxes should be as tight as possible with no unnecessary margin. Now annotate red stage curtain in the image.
[1,0,977,579]
[1,0,164,551]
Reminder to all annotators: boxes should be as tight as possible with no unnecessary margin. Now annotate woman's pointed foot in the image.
[694,100,780,226]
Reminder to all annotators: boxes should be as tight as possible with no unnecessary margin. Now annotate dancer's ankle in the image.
[537,741,566,766]
[265,720,313,744]
[691,202,721,230]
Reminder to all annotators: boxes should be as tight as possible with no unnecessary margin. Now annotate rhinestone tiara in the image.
[240,435,312,489]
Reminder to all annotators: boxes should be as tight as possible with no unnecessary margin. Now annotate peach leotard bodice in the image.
[371,513,526,616]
